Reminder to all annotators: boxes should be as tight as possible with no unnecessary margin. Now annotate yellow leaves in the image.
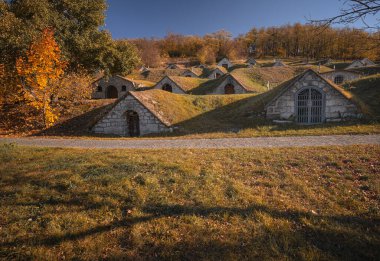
[44,107,59,127]
[16,28,67,127]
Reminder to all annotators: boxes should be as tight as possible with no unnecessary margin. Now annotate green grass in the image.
[327,62,352,70]
[347,65,380,76]
[0,144,379,260]
[231,67,296,87]
[130,90,258,126]
[168,76,211,93]
[127,68,187,82]
[344,74,380,118]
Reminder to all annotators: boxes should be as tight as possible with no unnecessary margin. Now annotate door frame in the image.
[106,85,118,98]
[126,110,140,137]
[294,87,325,124]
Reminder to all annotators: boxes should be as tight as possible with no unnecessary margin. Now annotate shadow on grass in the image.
[34,102,114,137]
[1,203,378,259]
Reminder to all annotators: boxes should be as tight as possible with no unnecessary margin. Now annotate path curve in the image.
[1,135,380,149]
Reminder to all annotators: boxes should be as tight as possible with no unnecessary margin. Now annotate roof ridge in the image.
[227,73,251,92]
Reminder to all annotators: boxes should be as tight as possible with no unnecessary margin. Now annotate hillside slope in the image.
[343,74,380,118]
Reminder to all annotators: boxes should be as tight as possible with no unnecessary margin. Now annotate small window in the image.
[162,84,173,92]
[222,63,228,69]
[334,75,344,85]
[121,85,127,92]
[185,74,192,77]
[97,86,103,92]
[225,84,235,94]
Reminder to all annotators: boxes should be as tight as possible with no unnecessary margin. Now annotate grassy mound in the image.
[344,74,380,118]
[231,67,296,88]
[1,145,379,260]
[130,90,259,127]
[127,68,192,82]
[347,65,380,76]
[168,76,210,93]
[0,99,116,136]
[327,62,352,70]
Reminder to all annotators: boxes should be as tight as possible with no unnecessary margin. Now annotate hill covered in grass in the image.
[343,74,380,118]
[231,67,296,87]
[0,99,116,136]
[127,68,188,82]
[130,90,260,127]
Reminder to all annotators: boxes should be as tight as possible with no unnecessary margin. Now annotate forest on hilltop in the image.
[130,24,380,67]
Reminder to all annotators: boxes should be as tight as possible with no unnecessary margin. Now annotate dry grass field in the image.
[0,144,379,260]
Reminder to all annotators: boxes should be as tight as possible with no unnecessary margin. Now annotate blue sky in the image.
[105,0,376,39]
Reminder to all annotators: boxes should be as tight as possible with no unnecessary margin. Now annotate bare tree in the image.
[311,0,380,30]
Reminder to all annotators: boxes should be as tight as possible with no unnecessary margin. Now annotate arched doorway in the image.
[224,84,235,94]
[126,110,140,137]
[106,85,118,98]
[162,84,173,92]
[296,88,324,124]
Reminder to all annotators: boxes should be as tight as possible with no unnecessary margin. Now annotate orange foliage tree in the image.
[16,28,66,127]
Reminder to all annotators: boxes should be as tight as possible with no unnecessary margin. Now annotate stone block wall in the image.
[217,58,232,68]
[92,76,135,99]
[207,69,225,79]
[182,71,198,78]
[320,71,360,84]
[266,71,358,121]
[92,96,170,136]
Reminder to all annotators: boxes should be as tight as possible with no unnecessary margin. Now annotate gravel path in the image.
[1,135,380,149]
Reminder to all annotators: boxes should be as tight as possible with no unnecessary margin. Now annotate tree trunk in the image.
[42,93,46,128]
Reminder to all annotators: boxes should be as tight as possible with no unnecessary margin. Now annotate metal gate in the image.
[296,88,323,124]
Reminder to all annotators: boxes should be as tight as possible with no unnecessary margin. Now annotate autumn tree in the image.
[16,28,66,127]
[1,0,140,76]
[196,45,216,64]
[130,38,163,67]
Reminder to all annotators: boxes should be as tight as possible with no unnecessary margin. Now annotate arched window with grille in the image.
[334,75,344,84]
[121,85,127,92]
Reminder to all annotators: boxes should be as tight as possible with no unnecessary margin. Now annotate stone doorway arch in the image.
[106,85,118,98]
[126,110,140,137]
[296,87,324,124]
[224,84,235,94]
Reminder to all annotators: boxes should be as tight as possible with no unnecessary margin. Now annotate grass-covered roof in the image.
[127,68,188,82]
[129,89,260,127]
[168,76,210,93]
[231,67,296,87]
[343,74,380,118]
